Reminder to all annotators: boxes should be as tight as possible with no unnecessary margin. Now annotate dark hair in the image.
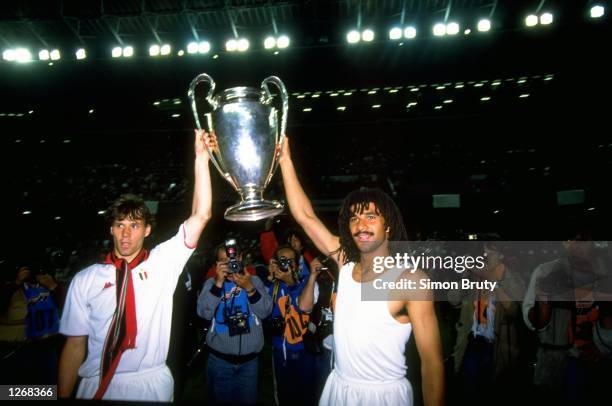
[283,228,305,244]
[337,188,408,264]
[105,194,155,228]
[273,245,299,262]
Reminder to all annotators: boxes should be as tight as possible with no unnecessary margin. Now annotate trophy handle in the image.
[261,76,289,181]
[187,74,238,189]
[188,73,217,130]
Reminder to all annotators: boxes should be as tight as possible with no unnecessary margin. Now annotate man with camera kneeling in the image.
[197,239,273,405]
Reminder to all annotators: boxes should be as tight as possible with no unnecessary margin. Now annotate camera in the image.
[277,256,294,273]
[226,310,250,336]
[225,239,243,274]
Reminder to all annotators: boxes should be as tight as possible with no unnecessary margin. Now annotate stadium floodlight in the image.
[477,19,491,32]
[50,49,60,60]
[122,46,134,57]
[389,27,402,40]
[187,42,198,54]
[591,5,605,18]
[2,49,16,61]
[160,44,171,55]
[198,41,210,53]
[347,30,360,44]
[404,26,417,39]
[112,46,122,57]
[149,44,160,56]
[226,39,237,52]
[540,12,553,25]
[15,48,32,63]
[525,14,538,27]
[39,49,50,60]
[362,29,375,42]
[446,22,460,35]
[433,23,446,36]
[237,38,249,52]
[76,48,86,60]
[277,35,290,49]
[264,36,276,49]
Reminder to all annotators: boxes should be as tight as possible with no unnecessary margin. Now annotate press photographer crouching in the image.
[197,239,272,405]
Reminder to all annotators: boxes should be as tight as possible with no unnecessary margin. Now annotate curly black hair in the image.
[336,188,407,265]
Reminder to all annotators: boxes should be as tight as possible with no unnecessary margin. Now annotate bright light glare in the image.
[187,42,198,54]
[264,36,276,49]
[362,29,375,42]
[347,30,360,44]
[3,49,16,61]
[277,35,290,49]
[525,15,538,27]
[15,48,32,63]
[160,44,171,55]
[237,38,249,52]
[433,23,446,36]
[591,5,605,18]
[540,13,553,25]
[446,22,460,35]
[404,26,417,39]
[477,19,491,32]
[226,39,237,52]
[199,41,210,53]
[389,27,402,40]
[149,45,160,56]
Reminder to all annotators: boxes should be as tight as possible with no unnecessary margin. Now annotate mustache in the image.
[353,231,373,237]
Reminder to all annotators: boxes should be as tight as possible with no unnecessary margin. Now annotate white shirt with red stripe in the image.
[60,223,196,379]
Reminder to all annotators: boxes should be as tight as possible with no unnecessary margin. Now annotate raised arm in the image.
[184,129,213,247]
[279,138,340,258]
[298,258,322,313]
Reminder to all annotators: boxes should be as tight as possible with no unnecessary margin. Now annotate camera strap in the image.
[221,282,251,321]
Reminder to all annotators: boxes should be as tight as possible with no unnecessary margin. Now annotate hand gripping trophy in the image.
[188,74,288,221]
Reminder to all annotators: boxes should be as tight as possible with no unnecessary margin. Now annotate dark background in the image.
[1,0,610,263]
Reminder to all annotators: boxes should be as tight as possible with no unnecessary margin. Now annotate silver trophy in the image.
[188,73,288,221]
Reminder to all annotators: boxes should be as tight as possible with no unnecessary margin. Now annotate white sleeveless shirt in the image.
[333,262,413,382]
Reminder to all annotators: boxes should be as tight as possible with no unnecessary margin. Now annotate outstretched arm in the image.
[279,138,340,259]
[184,129,213,248]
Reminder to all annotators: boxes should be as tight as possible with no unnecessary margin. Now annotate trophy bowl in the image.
[188,74,288,221]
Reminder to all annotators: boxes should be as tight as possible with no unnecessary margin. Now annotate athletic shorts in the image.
[77,364,173,401]
[319,369,413,406]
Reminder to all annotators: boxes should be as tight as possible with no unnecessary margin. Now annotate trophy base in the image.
[224,199,284,222]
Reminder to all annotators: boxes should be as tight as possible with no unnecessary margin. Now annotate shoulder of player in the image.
[396,267,427,282]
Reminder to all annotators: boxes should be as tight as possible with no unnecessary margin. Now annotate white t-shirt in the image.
[60,224,195,378]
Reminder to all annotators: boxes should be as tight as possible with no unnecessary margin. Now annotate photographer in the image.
[523,235,612,403]
[298,256,338,404]
[197,239,272,405]
[1,264,65,385]
[266,245,314,406]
